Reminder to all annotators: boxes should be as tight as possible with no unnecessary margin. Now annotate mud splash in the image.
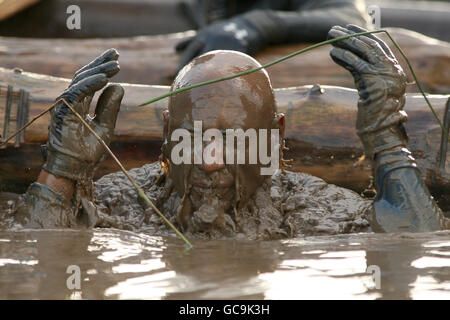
[91,162,372,240]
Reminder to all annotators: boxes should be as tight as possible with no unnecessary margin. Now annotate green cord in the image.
[140,29,448,141]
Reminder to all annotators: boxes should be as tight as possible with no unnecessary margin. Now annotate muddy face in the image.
[161,50,285,234]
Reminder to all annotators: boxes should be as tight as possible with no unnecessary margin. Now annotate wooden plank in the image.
[0,0,193,38]
[0,0,39,21]
[0,28,449,93]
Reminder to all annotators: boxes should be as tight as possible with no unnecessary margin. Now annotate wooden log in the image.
[0,28,449,93]
[0,67,449,212]
[0,0,193,38]
[0,0,39,22]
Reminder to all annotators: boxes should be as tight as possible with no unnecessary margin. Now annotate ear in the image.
[160,109,171,173]
[272,112,285,139]
[162,109,170,142]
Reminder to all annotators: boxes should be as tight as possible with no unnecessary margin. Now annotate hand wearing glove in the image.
[175,0,369,73]
[16,49,124,228]
[328,25,447,233]
[327,24,408,159]
[43,48,124,183]
[175,11,272,73]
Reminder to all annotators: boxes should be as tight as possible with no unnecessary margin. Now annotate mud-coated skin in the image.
[176,0,368,71]
[165,50,283,233]
[14,183,76,228]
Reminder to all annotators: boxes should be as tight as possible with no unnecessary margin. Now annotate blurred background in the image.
[0,0,449,41]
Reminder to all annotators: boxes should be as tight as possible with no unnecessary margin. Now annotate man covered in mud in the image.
[176,0,368,71]
[8,25,448,239]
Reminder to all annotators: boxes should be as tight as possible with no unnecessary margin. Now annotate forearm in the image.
[10,49,122,229]
[14,165,76,227]
[15,180,76,228]
[37,170,75,200]
[242,1,368,45]
[15,170,99,228]
[326,24,447,232]
[372,147,446,232]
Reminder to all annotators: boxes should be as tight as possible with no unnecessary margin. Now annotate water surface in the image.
[0,229,449,299]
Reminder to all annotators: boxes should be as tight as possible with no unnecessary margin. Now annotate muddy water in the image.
[0,229,449,299]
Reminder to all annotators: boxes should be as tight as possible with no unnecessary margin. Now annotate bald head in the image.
[169,50,277,131]
[162,50,285,221]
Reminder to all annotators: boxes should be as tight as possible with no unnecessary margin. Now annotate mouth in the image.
[190,181,234,197]
[191,180,233,189]
[188,166,235,198]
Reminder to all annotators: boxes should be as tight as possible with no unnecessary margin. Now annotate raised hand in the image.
[327,25,408,159]
[43,48,124,182]
[328,25,449,233]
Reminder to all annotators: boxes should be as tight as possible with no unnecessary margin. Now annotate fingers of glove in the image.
[70,61,120,86]
[59,74,109,111]
[350,34,393,67]
[328,26,379,65]
[175,37,194,52]
[175,39,204,74]
[94,84,124,131]
[77,96,94,117]
[343,25,395,65]
[346,24,397,61]
[74,60,119,114]
[73,48,119,79]
[330,47,376,76]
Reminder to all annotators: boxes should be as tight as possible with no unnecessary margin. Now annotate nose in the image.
[199,138,225,173]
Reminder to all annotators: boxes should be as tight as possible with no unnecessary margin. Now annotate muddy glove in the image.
[328,25,448,233]
[328,25,408,159]
[42,48,124,182]
[175,11,272,73]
